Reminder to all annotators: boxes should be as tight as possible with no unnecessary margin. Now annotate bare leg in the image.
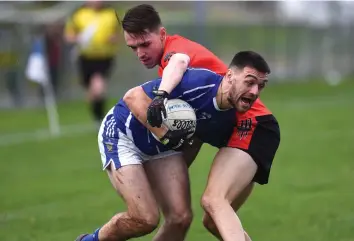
[202,183,255,240]
[201,147,257,241]
[88,73,107,126]
[98,164,160,241]
[144,154,193,241]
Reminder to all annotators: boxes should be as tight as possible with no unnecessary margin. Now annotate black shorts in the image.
[78,56,114,88]
[227,114,281,185]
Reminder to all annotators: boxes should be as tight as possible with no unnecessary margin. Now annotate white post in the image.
[25,35,61,136]
[42,80,61,136]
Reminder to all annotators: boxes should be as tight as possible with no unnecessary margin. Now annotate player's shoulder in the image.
[167,34,192,44]
[162,35,192,62]
[185,67,220,76]
[183,67,222,85]
[165,34,204,50]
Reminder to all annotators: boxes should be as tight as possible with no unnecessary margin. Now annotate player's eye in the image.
[245,80,253,87]
[259,83,265,89]
[130,46,137,51]
[140,42,150,48]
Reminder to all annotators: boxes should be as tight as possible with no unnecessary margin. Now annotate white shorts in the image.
[97,108,181,170]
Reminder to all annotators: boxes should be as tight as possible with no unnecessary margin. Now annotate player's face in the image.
[124,28,166,69]
[227,66,268,112]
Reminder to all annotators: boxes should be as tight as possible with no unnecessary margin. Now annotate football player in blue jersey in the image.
[130,51,280,241]
[76,51,276,241]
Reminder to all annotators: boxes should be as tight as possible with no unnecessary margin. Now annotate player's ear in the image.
[226,69,233,83]
[159,27,166,41]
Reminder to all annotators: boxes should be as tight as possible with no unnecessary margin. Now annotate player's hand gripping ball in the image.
[162,99,197,139]
[150,98,197,150]
[160,99,197,150]
[147,90,169,128]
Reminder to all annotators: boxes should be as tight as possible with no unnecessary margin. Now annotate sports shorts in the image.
[78,55,114,88]
[227,111,281,185]
[98,108,180,170]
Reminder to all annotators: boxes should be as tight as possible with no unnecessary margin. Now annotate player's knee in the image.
[201,193,226,215]
[89,76,105,98]
[132,210,160,234]
[118,207,160,235]
[165,208,193,230]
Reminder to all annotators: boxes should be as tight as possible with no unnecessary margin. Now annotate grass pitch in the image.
[1,80,353,241]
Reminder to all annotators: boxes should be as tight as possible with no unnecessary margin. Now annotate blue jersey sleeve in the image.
[140,79,162,100]
[169,68,222,101]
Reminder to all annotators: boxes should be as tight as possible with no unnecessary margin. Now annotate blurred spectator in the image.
[0,27,22,107]
[64,0,121,127]
[44,22,63,97]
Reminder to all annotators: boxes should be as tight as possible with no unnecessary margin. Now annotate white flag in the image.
[25,37,49,85]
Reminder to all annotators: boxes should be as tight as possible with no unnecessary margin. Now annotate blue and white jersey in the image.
[113,68,235,156]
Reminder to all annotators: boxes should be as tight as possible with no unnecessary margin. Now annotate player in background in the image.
[121,4,279,241]
[74,52,268,241]
[64,1,121,128]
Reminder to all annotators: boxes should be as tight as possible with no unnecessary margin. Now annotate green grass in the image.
[1,80,354,241]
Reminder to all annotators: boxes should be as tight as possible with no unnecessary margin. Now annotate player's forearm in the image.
[123,87,168,139]
[159,53,190,94]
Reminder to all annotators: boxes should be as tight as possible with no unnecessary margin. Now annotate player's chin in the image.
[142,61,157,69]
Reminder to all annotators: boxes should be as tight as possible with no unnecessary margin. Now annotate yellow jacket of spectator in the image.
[65,4,120,59]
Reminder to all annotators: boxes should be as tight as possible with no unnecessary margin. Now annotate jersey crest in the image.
[236,118,252,140]
[163,51,176,62]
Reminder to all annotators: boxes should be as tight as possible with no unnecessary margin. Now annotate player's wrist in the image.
[159,130,183,149]
[151,125,169,140]
[154,90,169,98]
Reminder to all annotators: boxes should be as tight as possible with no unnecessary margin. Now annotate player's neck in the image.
[216,78,232,110]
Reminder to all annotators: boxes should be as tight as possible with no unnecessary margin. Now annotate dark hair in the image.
[122,4,162,35]
[229,51,270,74]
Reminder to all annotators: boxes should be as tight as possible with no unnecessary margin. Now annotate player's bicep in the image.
[167,53,190,66]
[162,51,191,68]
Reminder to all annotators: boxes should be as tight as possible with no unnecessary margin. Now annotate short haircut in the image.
[122,4,162,35]
[229,51,271,74]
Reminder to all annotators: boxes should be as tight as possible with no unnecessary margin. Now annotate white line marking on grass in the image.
[0,123,96,147]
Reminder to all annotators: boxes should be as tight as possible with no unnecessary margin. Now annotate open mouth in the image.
[240,97,252,105]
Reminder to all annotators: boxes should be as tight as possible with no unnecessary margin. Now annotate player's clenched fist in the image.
[160,128,195,151]
[147,90,169,127]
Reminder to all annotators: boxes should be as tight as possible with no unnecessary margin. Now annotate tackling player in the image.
[121,4,280,241]
[121,4,229,240]
[75,51,269,241]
